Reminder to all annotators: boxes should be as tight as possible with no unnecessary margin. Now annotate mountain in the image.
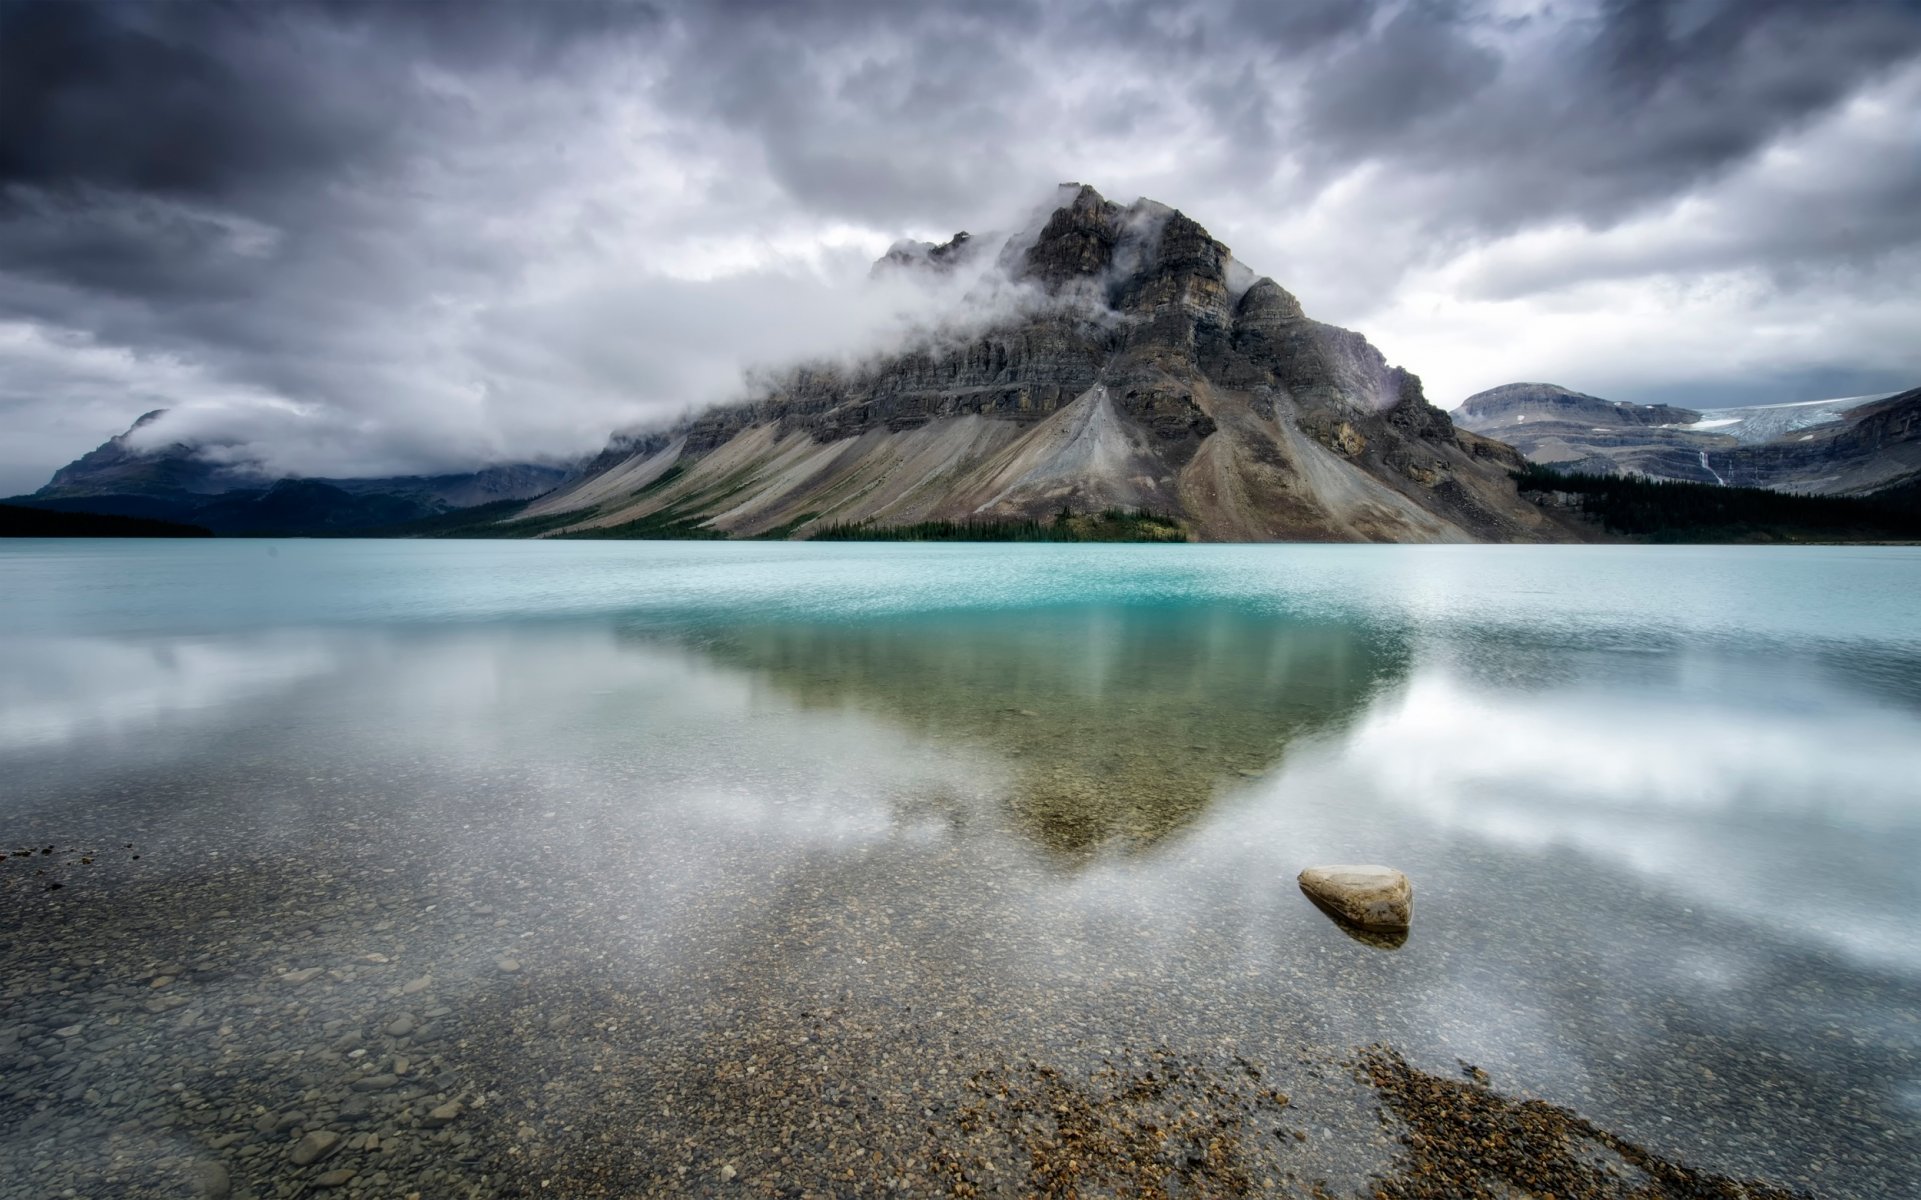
[35,409,241,499]
[1454,382,1921,499]
[16,412,574,536]
[486,185,1583,543]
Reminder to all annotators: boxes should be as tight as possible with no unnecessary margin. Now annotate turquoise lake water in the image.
[1,539,1917,1197]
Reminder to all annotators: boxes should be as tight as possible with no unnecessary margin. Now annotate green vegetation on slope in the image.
[344,498,603,539]
[811,508,1187,543]
[551,501,725,540]
[750,512,823,540]
[460,507,599,539]
[531,464,727,540]
[342,497,528,537]
[1867,473,1921,517]
[1514,463,1921,543]
[631,463,685,498]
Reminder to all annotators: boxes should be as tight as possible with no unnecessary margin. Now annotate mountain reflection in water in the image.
[690,606,1409,856]
[3,541,1919,1199]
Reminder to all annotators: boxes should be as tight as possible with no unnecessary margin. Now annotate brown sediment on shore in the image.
[3,719,1893,1200]
[1357,1044,1810,1200]
[920,1046,1814,1200]
[0,842,1836,1200]
[940,1049,1297,1197]
[0,817,1850,1200]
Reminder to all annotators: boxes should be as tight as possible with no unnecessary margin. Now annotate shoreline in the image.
[0,829,1839,1200]
[4,544,1916,1198]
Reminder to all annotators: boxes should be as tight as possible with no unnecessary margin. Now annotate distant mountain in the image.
[476,184,1584,544]
[1455,382,1921,499]
[1459,384,1698,433]
[35,409,242,499]
[17,412,574,536]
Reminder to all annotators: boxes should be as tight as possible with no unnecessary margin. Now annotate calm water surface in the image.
[2,540,1918,1198]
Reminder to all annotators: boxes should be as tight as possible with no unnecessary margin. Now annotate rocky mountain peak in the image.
[1008,185,1236,317]
[1018,183,1124,291]
[872,230,978,277]
[516,182,1582,544]
[37,409,237,499]
[1235,278,1305,323]
[868,186,1255,339]
[1457,383,1699,427]
[1110,207,1232,321]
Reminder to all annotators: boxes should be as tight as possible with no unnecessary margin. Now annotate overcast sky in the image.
[2,0,1918,493]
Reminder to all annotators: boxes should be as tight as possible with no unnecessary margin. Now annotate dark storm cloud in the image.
[0,0,1918,494]
[0,0,656,286]
[653,0,1048,224]
[0,0,659,188]
[3,0,392,202]
[1228,0,1374,47]
[1356,0,1921,235]
[1298,4,1500,147]
[5,0,1915,288]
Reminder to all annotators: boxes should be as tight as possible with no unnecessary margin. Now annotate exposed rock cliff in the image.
[1717,386,1921,495]
[1459,384,1700,430]
[521,185,1584,543]
[1454,384,1721,481]
[872,231,981,277]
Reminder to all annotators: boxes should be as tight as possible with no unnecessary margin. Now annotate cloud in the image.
[1356,55,1921,406]
[0,0,1917,494]
[1297,3,1500,147]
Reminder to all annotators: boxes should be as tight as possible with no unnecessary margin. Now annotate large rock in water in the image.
[1298,865,1412,931]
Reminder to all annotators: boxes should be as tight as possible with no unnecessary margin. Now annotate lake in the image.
[2,539,1917,1198]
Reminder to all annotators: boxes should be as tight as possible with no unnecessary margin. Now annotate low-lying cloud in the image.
[2,0,1918,493]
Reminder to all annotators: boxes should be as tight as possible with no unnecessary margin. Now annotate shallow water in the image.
[2,540,1918,1198]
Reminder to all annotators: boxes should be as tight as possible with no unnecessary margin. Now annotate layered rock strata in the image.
[520,185,1584,543]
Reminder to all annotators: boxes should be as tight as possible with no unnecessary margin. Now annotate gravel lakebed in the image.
[2,605,1910,1199]
[1,791,1833,1200]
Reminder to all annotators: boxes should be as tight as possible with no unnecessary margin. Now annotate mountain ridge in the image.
[1454,382,1921,498]
[507,185,1585,544]
[18,409,576,535]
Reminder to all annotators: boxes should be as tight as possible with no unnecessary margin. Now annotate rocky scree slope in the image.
[516,186,1581,543]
